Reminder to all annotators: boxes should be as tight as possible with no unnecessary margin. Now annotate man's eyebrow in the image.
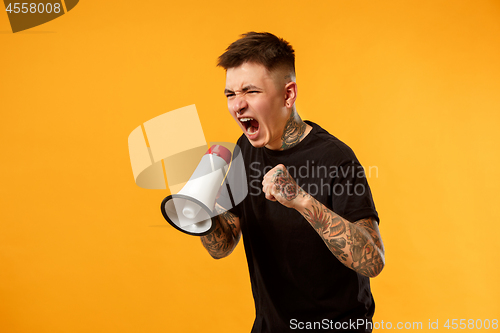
[241,84,262,92]
[224,85,262,95]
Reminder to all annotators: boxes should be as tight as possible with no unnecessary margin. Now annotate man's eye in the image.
[225,93,235,98]
[248,91,259,94]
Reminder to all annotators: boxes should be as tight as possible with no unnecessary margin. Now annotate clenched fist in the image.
[262,164,304,210]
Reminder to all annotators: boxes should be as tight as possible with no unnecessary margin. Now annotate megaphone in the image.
[160,145,232,236]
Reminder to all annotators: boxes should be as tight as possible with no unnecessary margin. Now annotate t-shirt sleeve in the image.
[331,161,379,224]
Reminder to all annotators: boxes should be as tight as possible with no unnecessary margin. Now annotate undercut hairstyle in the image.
[217,32,295,76]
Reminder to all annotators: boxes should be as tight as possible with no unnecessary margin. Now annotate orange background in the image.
[1,0,499,332]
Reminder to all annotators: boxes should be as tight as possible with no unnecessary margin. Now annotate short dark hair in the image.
[217,32,295,75]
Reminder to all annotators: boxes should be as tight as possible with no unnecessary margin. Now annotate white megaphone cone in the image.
[161,145,232,236]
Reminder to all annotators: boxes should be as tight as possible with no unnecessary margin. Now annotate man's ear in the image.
[284,81,298,108]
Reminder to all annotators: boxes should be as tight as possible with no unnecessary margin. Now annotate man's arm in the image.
[200,204,241,259]
[262,164,385,277]
[297,194,384,277]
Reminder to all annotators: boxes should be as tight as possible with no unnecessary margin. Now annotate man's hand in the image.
[262,164,303,209]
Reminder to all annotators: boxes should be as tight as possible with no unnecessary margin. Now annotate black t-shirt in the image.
[222,121,379,332]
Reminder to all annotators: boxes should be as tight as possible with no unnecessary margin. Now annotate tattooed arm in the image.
[298,197,384,277]
[200,203,241,259]
[262,164,385,277]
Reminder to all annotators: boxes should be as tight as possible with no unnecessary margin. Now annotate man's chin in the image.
[248,138,281,150]
[244,133,266,148]
[249,142,266,148]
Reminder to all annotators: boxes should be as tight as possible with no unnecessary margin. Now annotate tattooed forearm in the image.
[327,238,348,262]
[200,206,240,259]
[281,111,307,150]
[200,216,232,259]
[298,192,385,277]
[218,209,239,239]
[347,221,384,277]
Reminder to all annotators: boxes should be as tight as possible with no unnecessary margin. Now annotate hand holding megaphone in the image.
[160,145,232,236]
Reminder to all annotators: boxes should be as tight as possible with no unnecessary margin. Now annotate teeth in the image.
[240,117,258,135]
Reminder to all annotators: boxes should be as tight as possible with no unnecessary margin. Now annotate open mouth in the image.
[240,117,260,135]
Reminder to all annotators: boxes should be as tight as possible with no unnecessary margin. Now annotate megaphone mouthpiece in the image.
[206,145,232,165]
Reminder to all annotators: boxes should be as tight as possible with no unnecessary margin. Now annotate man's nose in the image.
[232,94,248,114]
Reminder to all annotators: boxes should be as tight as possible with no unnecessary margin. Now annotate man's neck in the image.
[278,110,311,150]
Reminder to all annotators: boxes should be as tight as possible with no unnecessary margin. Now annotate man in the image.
[200,32,385,332]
